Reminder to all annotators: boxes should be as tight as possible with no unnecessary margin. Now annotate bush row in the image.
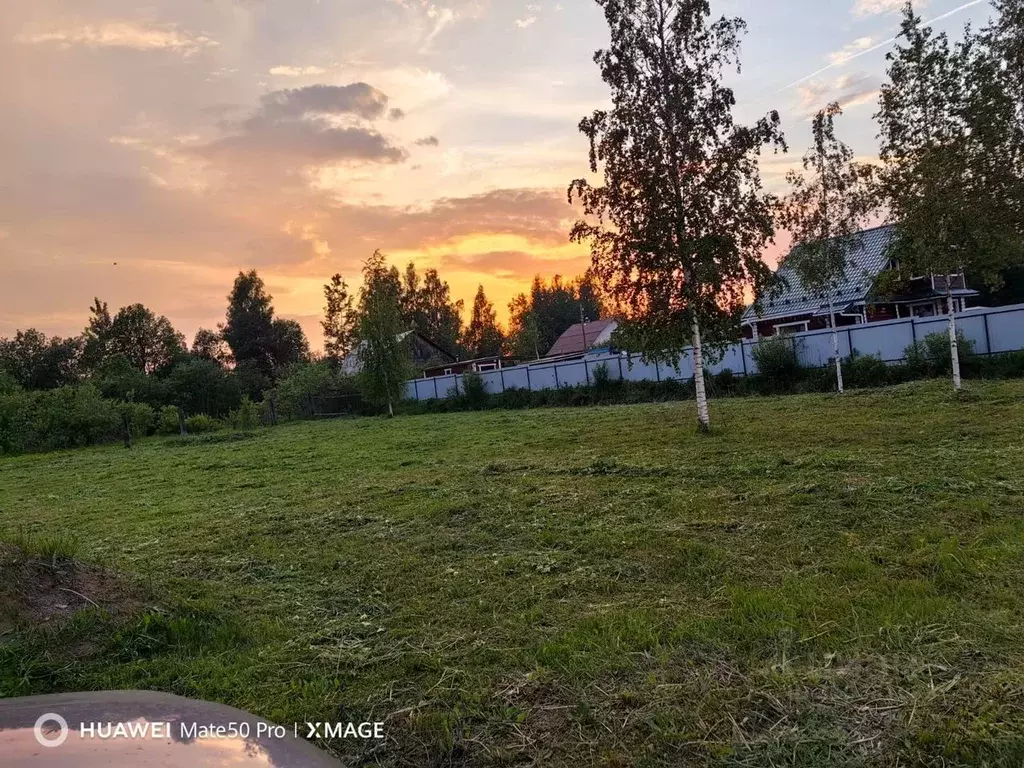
[398,332,1024,415]
[0,386,268,456]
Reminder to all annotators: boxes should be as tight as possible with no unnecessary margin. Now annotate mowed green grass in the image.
[2,380,1024,766]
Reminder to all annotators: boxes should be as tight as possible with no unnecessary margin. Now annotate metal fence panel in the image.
[557,360,590,387]
[501,367,531,390]
[847,320,912,362]
[988,308,1024,353]
[528,365,559,390]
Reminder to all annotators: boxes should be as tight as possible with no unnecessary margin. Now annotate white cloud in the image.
[828,36,875,65]
[15,21,217,55]
[797,73,879,117]
[515,17,538,28]
[852,0,924,18]
[269,65,329,77]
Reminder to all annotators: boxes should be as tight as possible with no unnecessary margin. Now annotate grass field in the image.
[3,380,1024,766]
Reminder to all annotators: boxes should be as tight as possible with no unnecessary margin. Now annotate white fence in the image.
[403,303,1024,402]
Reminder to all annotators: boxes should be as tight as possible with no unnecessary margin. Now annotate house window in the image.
[443,368,453,375]
[475,362,497,372]
[910,302,936,318]
[774,320,809,336]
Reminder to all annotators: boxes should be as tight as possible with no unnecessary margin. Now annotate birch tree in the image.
[779,103,876,394]
[877,3,1024,390]
[569,0,785,431]
[356,251,411,417]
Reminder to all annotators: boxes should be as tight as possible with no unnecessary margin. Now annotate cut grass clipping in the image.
[2,380,1024,766]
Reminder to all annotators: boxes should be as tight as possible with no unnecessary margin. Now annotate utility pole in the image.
[579,304,588,354]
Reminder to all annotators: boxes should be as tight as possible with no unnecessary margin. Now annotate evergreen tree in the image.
[81,297,112,373]
[569,0,785,431]
[462,285,505,358]
[322,273,357,362]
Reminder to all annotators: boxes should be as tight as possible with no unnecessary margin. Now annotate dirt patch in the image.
[0,544,145,636]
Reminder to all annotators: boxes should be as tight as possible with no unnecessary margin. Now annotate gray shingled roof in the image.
[743,224,896,324]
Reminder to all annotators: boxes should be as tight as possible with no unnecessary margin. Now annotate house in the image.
[742,224,979,339]
[545,319,619,358]
[340,330,456,375]
[422,355,518,378]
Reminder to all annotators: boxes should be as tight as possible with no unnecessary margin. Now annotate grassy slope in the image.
[2,381,1024,766]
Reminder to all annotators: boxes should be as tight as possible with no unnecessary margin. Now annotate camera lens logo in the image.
[33,713,69,748]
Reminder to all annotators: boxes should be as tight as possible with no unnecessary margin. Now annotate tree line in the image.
[0,256,608,419]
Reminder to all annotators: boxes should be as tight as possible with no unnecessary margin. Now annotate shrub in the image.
[121,402,155,438]
[843,351,890,389]
[592,362,612,389]
[0,390,34,455]
[903,331,976,378]
[34,384,120,450]
[751,337,802,393]
[270,360,362,420]
[184,414,219,434]
[461,372,488,408]
[158,405,182,435]
[228,396,261,431]
[710,368,737,396]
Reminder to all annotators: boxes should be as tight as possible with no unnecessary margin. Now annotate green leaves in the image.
[569,0,785,359]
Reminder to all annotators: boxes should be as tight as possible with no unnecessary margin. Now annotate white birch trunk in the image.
[829,297,844,394]
[691,318,710,432]
[947,276,961,391]
[387,399,394,418]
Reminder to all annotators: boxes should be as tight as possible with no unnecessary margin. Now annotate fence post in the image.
[911,317,917,344]
[554,364,560,388]
[655,360,661,382]
[526,367,532,391]
[584,359,590,386]
[741,342,748,377]
[617,356,624,380]
[433,378,439,399]
[499,368,505,393]
[983,312,992,355]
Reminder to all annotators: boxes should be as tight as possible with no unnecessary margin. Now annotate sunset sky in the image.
[0,0,992,350]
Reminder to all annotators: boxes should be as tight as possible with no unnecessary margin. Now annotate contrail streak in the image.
[782,0,987,91]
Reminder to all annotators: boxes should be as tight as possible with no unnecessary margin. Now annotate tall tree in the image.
[877,3,1024,390]
[107,304,186,374]
[356,251,412,417]
[462,285,505,358]
[416,268,465,356]
[222,270,277,376]
[507,273,606,359]
[778,103,876,394]
[81,297,113,373]
[322,273,357,362]
[569,0,785,431]
[396,263,464,356]
[0,329,82,390]
[191,327,232,366]
[221,270,308,381]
